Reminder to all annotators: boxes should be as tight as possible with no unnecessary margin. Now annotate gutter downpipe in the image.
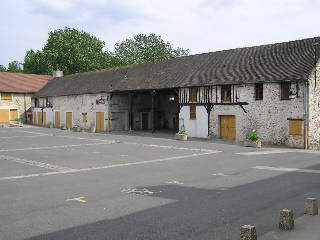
[304,79,309,149]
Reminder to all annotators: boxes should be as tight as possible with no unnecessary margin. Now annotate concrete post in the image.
[279,209,294,230]
[240,225,257,240]
[304,198,318,216]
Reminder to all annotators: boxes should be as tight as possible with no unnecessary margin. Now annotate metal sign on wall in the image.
[96,96,106,105]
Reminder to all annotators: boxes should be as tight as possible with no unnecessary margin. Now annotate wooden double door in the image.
[220,115,236,140]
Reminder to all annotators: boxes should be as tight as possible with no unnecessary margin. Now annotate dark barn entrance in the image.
[127,89,179,132]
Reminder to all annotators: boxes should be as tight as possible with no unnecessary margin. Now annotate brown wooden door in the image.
[33,112,37,124]
[66,112,72,129]
[10,109,18,121]
[96,112,105,132]
[43,112,46,125]
[37,112,42,125]
[220,115,236,140]
[142,112,149,130]
[55,112,60,127]
[0,109,10,123]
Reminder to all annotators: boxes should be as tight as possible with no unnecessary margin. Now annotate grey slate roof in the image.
[36,37,319,97]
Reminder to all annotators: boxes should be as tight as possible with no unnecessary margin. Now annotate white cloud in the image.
[1,0,319,66]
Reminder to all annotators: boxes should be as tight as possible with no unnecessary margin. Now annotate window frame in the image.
[189,88,198,102]
[221,85,231,102]
[280,82,291,100]
[255,83,263,100]
[190,105,196,120]
[1,93,12,100]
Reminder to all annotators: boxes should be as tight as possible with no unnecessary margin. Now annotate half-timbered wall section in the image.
[179,85,241,104]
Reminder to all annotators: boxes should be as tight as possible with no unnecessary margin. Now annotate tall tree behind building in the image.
[114,33,189,65]
[24,28,116,75]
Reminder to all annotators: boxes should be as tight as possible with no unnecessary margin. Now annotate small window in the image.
[1,93,12,100]
[221,85,231,102]
[82,113,88,123]
[34,98,39,108]
[189,88,198,102]
[190,105,196,120]
[255,83,263,100]
[289,120,303,135]
[280,82,291,100]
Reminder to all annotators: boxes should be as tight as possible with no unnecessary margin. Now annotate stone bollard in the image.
[304,198,318,216]
[279,209,294,230]
[240,225,257,240]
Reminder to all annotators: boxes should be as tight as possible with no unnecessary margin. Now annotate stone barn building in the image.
[0,72,51,125]
[34,37,320,149]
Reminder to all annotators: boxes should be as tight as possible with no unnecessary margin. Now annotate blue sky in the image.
[1,0,320,67]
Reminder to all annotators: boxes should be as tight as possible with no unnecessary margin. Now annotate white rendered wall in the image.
[179,105,208,138]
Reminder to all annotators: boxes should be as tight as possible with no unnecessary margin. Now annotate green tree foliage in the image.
[24,28,115,75]
[24,50,48,74]
[43,28,114,75]
[0,65,6,72]
[22,29,189,75]
[7,60,23,73]
[114,33,189,65]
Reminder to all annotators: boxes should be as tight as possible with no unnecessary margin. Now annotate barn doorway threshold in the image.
[107,129,177,140]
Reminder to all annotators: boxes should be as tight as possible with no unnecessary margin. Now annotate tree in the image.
[7,61,23,73]
[24,27,116,75]
[24,50,48,74]
[114,33,189,65]
[0,65,6,72]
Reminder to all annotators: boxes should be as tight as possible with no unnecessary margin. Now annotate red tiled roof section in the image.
[0,72,52,93]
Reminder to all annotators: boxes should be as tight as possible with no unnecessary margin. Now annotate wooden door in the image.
[43,112,46,125]
[10,109,18,121]
[220,115,236,140]
[37,112,42,125]
[142,112,149,130]
[96,112,105,132]
[66,112,72,129]
[0,109,9,123]
[55,112,60,127]
[33,112,37,124]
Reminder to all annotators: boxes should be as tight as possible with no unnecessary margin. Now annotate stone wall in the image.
[0,93,33,122]
[209,82,305,146]
[308,62,320,149]
[33,93,110,130]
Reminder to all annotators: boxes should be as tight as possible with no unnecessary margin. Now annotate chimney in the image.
[52,70,63,78]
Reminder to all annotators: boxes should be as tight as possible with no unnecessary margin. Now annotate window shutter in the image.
[289,120,303,135]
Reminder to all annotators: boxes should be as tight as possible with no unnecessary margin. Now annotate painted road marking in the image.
[66,197,87,203]
[166,180,184,185]
[0,135,49,139]
[122,188,161,196]
[237,149,298,155]
[18,130,50,135]
[0,142,114,152]
[13,130,216,153]
[0,151,221,182]
[0,155,74,171]
[212,173,227,176]
[252,166,320,174]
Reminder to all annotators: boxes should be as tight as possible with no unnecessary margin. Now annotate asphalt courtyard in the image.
[0,126,320,240]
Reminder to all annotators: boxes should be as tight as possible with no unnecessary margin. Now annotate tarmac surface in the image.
[0,126,319,240]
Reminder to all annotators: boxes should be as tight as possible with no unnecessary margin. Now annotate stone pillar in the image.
[240,225,257,240]
[304,198,318,216]
[279,209,294,230]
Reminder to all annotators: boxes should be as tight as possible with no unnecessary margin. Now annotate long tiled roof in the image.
[0,72,52,93]
[36,37,319,97]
